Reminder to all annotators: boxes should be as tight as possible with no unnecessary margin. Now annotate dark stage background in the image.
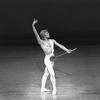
[0,0,100,45]
[0,1,100,99]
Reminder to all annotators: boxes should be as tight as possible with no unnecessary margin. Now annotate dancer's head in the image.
[40,29,50,40]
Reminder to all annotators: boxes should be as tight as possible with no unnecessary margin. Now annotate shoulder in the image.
[49,39,56,43]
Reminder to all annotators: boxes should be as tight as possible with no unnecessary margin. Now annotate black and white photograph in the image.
[0,0,100,100]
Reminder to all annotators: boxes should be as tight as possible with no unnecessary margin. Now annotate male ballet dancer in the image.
[32,19,73,95]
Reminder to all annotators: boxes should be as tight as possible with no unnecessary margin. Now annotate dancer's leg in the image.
[41,67,50,92]
[47,63,57,95]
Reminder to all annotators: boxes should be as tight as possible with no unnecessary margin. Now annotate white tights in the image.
[41,54,57,95]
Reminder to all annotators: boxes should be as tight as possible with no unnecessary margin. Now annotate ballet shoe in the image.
[41,88,50,92]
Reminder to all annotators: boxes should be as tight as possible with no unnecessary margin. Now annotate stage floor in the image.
[0,45,100,100]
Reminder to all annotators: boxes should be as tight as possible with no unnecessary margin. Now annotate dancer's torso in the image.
[41,39,54,56]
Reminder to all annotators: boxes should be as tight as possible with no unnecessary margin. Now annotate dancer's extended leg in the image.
[41,67,50,92]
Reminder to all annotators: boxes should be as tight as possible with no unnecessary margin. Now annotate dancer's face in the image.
[45,32,50,38]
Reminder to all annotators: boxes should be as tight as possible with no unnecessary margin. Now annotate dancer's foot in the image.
[52,89,57,95]
[41,88,50,92]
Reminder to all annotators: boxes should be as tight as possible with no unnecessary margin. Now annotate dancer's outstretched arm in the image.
[32,19,43,45]
[53,39,72,53]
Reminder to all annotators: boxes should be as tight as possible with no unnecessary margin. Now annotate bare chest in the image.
[40,40,54,55]
[41,42,51,50]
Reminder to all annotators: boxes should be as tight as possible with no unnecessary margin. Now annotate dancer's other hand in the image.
[67,49,73,53]
[67,48,77,53]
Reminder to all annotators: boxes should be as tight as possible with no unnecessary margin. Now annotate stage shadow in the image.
[40,92,57,100]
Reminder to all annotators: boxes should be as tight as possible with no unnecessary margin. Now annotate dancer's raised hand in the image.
[32,19,38,26]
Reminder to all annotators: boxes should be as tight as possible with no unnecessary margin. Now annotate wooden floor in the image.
[0,45,100,100]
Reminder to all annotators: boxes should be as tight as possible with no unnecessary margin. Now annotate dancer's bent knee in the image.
[43,73,49,77]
